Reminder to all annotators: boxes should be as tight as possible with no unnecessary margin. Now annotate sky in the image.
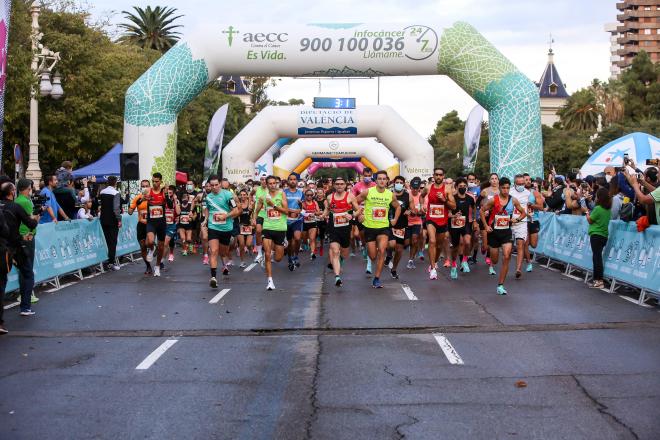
[88,0,618,138]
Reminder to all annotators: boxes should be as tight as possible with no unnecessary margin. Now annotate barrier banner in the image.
[116,213,141,257]
[537,212,660,293]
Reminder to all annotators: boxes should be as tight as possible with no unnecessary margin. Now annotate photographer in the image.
[39,175,70,224]
[625,165,660,226]
[0,181,39,317]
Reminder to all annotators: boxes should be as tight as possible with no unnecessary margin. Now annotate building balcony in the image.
[617,45,660,56]
[618,22,658,31]
[618,33,659,44]
[618,10,660,20]
[617,0,660,9]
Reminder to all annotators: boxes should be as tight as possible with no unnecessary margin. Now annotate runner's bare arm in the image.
[445,186,457,210]
[512,198,527,223]
[390,195,402,225]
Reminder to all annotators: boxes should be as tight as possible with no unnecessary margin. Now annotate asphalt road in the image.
[1,249,659,440]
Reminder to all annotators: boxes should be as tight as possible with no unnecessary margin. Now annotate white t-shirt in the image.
[77,208,93,220]
[511,187,530,222]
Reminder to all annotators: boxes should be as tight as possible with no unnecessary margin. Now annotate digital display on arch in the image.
[313,97,356,109]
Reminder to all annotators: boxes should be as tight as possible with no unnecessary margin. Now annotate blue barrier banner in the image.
[117,213,141,257]
[537,212,660,293]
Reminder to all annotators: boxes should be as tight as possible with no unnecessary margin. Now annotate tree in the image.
[619,50,660,121]
[244,76,278,112]
[427,111,465,177]
[117,6,183,53]
[271,98,305,106]
[558,88,600,131]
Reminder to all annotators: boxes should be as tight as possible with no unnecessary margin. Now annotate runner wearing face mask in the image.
[163,185,181,264]
[510,175,531,279]
[479,173,499,270]
[301,190,321,260]
[237,189,254,268]
[523,174,545,273]
[449,177,477,279]
[406,177,425,269]
[466,173,481,263]
[177,194,194,256]
[388,176,410,280]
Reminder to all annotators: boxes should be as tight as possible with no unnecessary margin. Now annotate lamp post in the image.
[25,2,63,183]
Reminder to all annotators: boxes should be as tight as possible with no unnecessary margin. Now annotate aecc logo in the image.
[222,26,288,46]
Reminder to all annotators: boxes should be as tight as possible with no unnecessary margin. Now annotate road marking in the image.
[3,301,20,310]
[136,339,178,370]
[401,284,418,301]
[244,263,257,272]
[433,333,464,365]
[209,288,231,304]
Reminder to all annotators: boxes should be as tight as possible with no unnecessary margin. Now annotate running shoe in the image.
[288,262,295,272]
[144,267,152,275]
[188,244,194,254]
[209,277,218,289]
[294,257,301,268]
[153,265,161,277]
[366,259,372,274]
[515,270,522,279]
[589,280,605,289]
[488,266,497,276]
[0,325,8,335]
[418,251,424,261]
[222,266,230,276]
[349,252,356,257]
[327,263,333,270]
[168,254,174,263]
[406,260,415,270]
[239,262,247,268]
[20,310,36,316]
[443,259,451,268]
[372,277,383,289]
[182,250,188,256]
[267,279,276,291]
[497,285,507,295]
[384,255,392,267]
[485,256,492,266]
[255,254,264,264]
[429,268,438,280]
[450,266,458,280]
[335,276,342,287]
[31,294,39,304]
[311,253,317,261]
[202,254,209,265]
[111,264,121,271]
[146,248,154,263]
[390,270,399,279]
[362,248,367,259]
[461,261,471,273]
[526,263,533,272]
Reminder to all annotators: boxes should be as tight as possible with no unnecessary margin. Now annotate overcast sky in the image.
[89,0,618,138]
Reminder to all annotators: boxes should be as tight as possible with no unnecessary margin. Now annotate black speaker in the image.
[120,153,140,180]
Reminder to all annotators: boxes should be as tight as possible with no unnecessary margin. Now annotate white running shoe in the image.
[255,254,264,264]
[266,279,276,291]
[146,248,154,263]
[168,254,174,262]
[153,265,161,277]
[111,264,121,271]
[429,268,438,280]
[239,262,247,268]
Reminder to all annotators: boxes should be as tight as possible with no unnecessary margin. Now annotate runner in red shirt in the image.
[145,172,167,277]
[421,167,456,280]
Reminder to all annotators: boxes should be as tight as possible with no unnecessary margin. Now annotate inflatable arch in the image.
[254,138,290,177]
[273,138,398,180]
[222,105,428,182]
[123,22,542,184]
[307,162,366,176]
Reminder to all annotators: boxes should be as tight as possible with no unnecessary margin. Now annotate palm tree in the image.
[558,89,601,131]
[118,6,183,52]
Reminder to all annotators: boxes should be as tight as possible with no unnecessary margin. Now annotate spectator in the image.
[625,167,660,226]
[0,176,12,334]
[99,176,122,271]
[608,177,630,221]
[56,161,73,188]
[39,175,70,223]
[586,187,612,289]
[544,176,566,212]
[77,199,94,220]
[15,179,39,308]
[54,177,78,220]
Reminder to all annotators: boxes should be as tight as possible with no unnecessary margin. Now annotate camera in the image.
[647,159,659,166]
[31,194,49,215]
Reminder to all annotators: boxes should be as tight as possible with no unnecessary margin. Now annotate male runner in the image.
[406,177,425,269]
[422,167,456,280]
[203,175,240,288]
[479,173,499,269]
[194,182,211,264]
[356,171,401,288]
[511,174,531,279]
[480,177,527,295]
[322,177,359,286]
[177,193,194,256]
[466,173,481,263]
[352,168,376,273]
[251,172,269,264]
[128,179,152,274]
[163,185,181,264]
[145,173,167,277]
[253,176,289,291]
[284,173,304,271]
[449,177,477,279]
[388,176,410,279]
[523,174,545,273]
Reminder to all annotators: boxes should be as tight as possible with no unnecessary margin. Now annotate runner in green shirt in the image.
[251,173,269,264]
[253,175,289,291]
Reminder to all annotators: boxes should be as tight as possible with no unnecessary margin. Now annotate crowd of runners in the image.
[127,167,546,295]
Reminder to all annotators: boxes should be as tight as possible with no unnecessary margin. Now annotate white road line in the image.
[3,301,20,310]
[135,339,178,370]
[401,284,418,301]
[433,333,464,365]
[209,288,231,304]
[244,263,257,272]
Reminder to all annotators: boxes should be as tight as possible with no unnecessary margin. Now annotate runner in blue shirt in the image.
[284,173,304,271]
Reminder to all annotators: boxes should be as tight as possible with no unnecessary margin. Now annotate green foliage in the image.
[557,88,600,131]
[271,98,305,106]
[619,50,660,121]
[117,6,183,53]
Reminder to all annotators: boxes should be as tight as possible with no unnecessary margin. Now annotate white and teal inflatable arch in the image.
[123,22,542,184]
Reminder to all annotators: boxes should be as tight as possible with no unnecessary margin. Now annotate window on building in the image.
[644,6,651,11]
[227,80,236,92]
[657,28,660,34]
[644,29,652,35]
[549,84,558,95]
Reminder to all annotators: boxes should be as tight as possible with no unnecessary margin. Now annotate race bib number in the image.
[149,206,163,219]
[451,215,466,229]
[240,225,253,235]
[494,215,510,230]
[372,207,387,220]
[303,211,316,223]
[165,209,175,224]
[392,228,405,239]
[179,215,190,225]
[333,213,350,228]
[267,208,281,220]
[139,210,147,222]
[428,204,446,220]
[211,212,227,225]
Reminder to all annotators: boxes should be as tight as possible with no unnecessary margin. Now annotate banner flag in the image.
[205,104,229,182]
[462,104,484,174]
[0,1,12,171]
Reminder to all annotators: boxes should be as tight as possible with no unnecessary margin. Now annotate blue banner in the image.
[537,212,660,293]
[117,213,141,257]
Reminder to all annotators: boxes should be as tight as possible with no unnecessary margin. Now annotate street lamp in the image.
[25,2,64,183]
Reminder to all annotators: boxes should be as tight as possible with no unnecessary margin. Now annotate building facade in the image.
[605,22,623,79]
[536,49,569,127]
[614,0,660,76]
[218,76,253,114]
